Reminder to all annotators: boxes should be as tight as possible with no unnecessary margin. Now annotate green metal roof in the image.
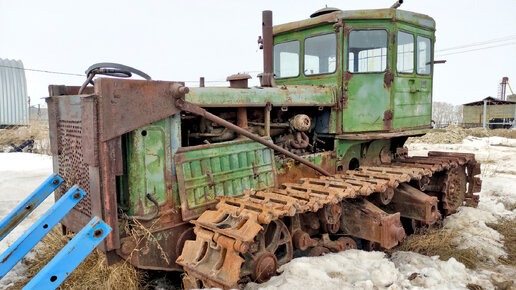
[273,8,435,35]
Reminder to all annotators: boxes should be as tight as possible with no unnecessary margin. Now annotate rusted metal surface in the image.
[99,138,121,250]
[290,114,311,131]
[48,80,190,260]
[340,198,405,249]
[261,11,274,87]
[336,128,430,140]
[227,73,251,89]
[383,70,394,88]
[117,224,192,272]
[94,78,184,142]
[383,183,440,224]
[383,110,393,130]
[236,107,248,128]
[46,93,95,234]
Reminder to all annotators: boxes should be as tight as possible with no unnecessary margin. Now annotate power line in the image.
[0,64,84,77]
[436,41,516,57]
[436,34,516,52]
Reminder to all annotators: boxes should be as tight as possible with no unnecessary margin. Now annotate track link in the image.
[176,152,481,289]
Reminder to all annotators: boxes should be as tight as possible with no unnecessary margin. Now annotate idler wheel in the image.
[252,253,278,283]
[441,167,467,216]
[242,220,293,283]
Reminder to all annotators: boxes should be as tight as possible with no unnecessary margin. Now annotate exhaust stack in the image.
[390,0,403,9]
[261,10,274,87]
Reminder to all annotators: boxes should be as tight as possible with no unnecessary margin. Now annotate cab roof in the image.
[273,8,436,35]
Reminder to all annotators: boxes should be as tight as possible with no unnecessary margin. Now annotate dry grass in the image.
[12,226,145,290]
[0,120,50,154]
[486,219,516,267]
[390,227,482,269]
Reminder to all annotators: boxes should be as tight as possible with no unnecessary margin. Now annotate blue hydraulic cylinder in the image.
[0,174,64,242]
[0,185,85,279]
[23,217,111,290]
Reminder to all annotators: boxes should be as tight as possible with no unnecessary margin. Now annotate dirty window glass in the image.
[417,36,432,75]
[274,41,300,78]
[304,33,337,76]
[348,30,387,73]
[397,31,414,73]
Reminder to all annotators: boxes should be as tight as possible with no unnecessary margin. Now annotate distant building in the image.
[0,58,29,126]
[462,97,516,128]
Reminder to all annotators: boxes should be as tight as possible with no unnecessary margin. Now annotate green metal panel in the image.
[174,139,275,221]
[392,77,432,128]
[125,118,177,216]
[343,73,391,132]
[186,86,336,107]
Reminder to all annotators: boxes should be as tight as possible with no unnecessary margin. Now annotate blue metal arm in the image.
[23,217,111,290]
[0,174,64,242]
[0,185,85,279]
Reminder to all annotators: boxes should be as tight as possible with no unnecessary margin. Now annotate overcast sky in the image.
[1,0,515,106]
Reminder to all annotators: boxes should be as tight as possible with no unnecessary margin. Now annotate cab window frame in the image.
[303,32,338,77]
[273,40,301,79]
[416,35,432,76]
[396,30,415,74]
[347,28,389,74]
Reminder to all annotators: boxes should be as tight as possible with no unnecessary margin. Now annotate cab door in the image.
[392,24,434,129]
[342,26,394,132]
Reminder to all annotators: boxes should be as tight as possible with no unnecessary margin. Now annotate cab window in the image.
[397,31,414,73]
[274,41,300,78]
[304,33,337,76]
[348,30,387,73]
[417,36,432,75]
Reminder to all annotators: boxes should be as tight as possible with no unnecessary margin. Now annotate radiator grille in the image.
[57,119,92,217]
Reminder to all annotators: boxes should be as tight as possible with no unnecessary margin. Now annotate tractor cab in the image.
[272,7,436,133]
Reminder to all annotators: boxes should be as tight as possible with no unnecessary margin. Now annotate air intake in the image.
[310,7,342,18]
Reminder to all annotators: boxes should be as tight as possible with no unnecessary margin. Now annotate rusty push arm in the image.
[175,99,331,177]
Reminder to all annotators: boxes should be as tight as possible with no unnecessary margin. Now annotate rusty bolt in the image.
[52,179,60,185]
[73,192,81,199]
[234,240,249,254]
[93,229,104,238]
[170,83,189,97]
[120,240,137,255]
[178,86,189,94]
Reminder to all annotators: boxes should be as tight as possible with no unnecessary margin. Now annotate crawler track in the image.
[176,151,481,289]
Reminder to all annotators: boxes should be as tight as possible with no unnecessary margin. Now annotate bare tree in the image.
[432,102,462,127]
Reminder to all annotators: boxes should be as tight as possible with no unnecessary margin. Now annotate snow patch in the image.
[247,250,497,290]
[0,153,53,289]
